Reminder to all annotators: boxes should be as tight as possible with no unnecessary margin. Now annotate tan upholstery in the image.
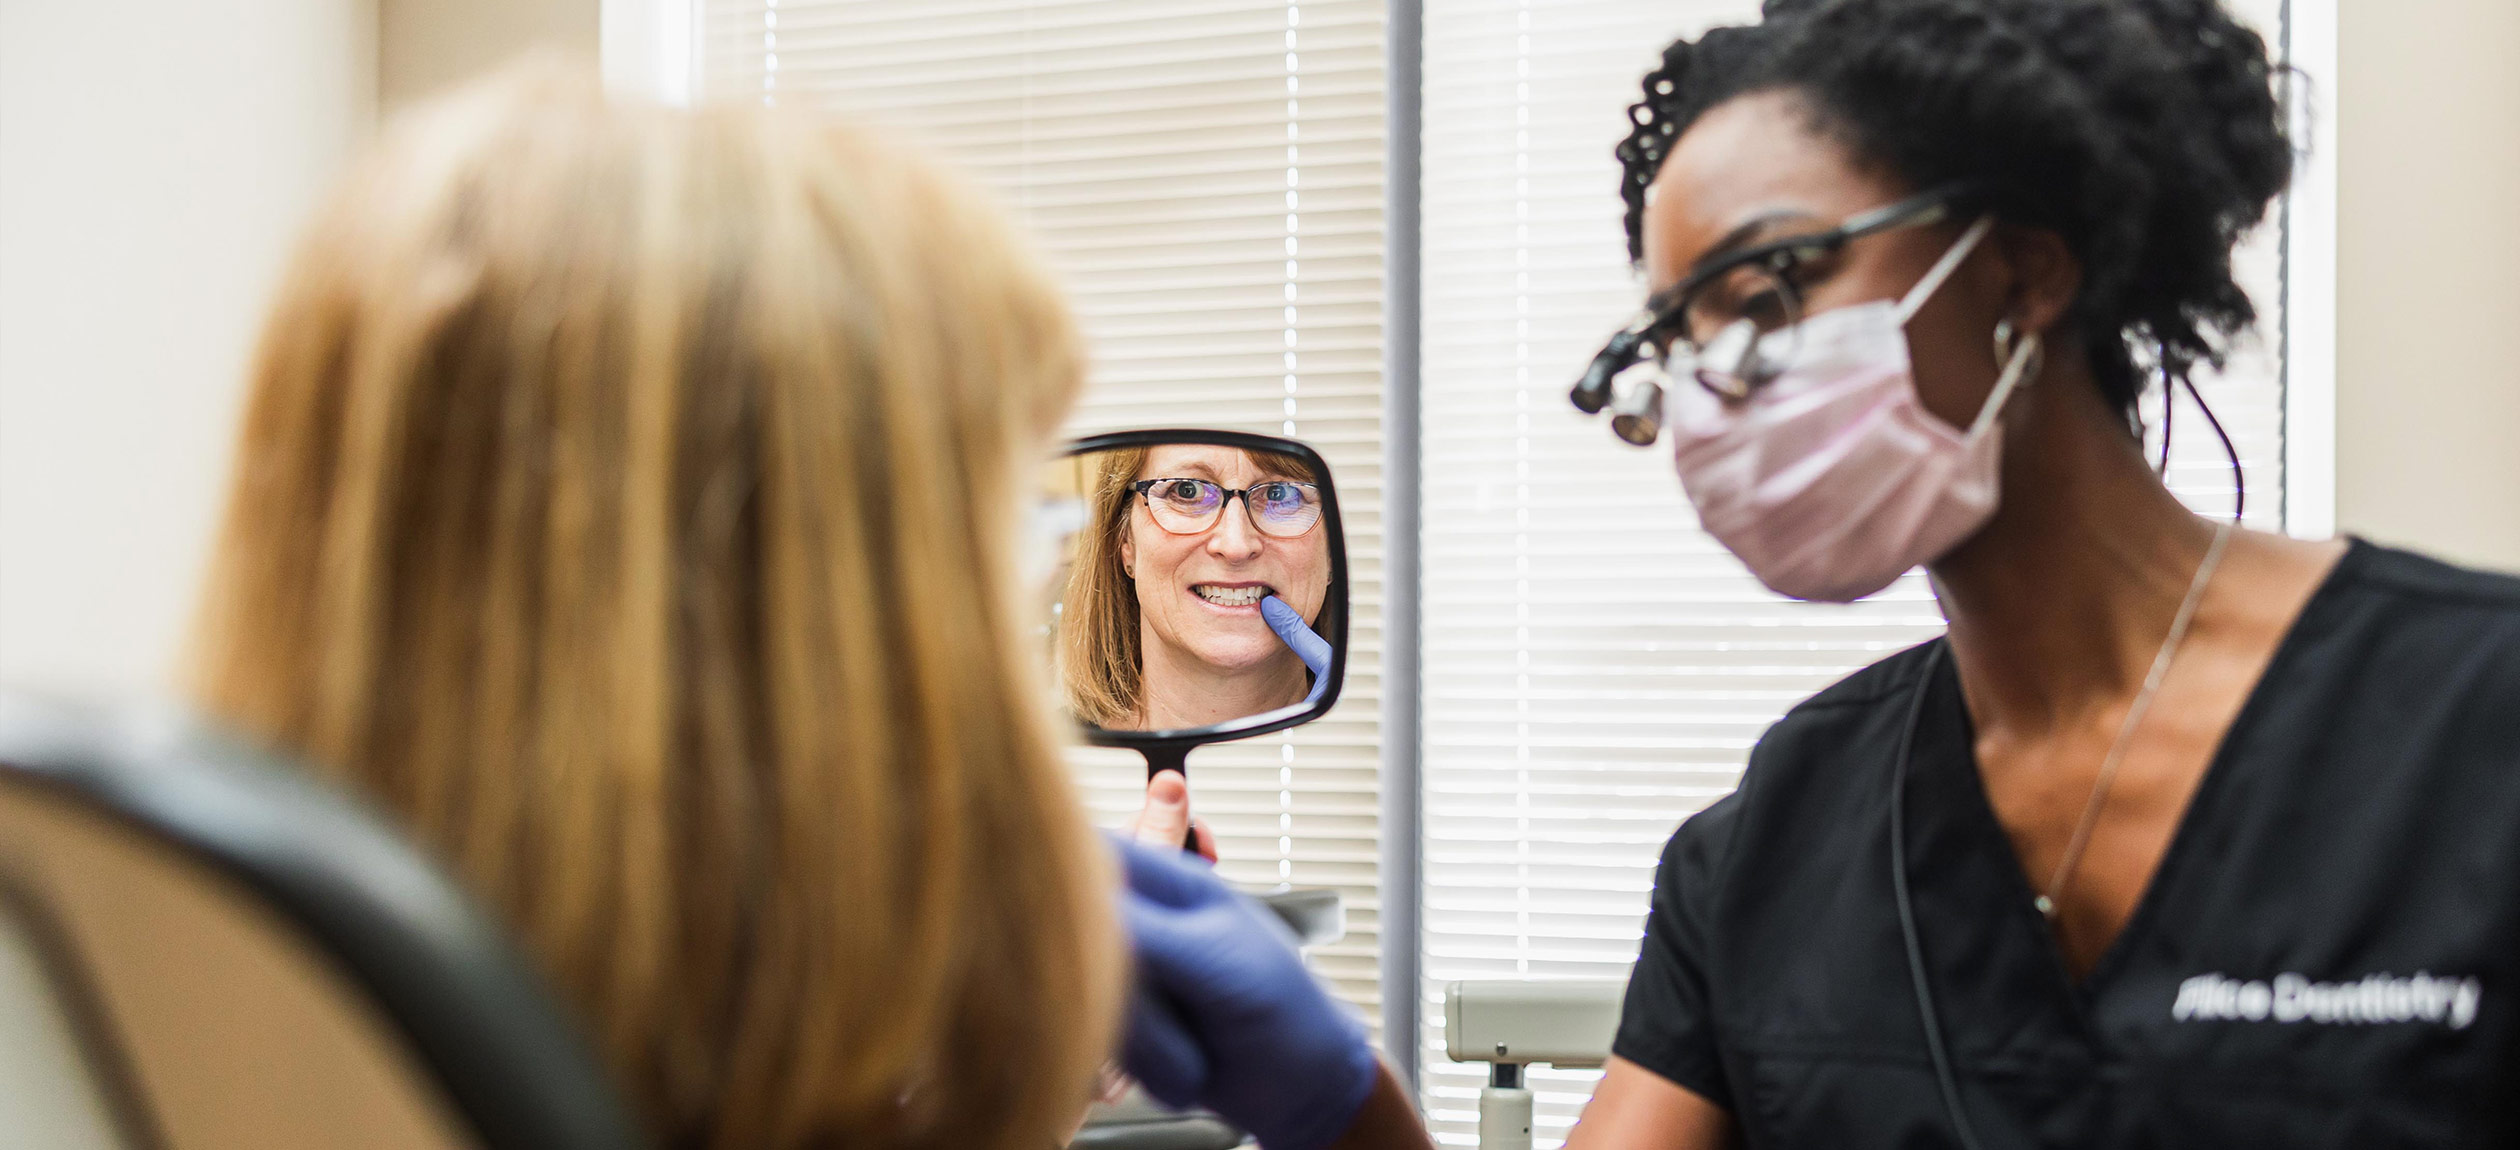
[0,773,476,1150]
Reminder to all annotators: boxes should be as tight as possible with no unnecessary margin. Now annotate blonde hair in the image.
[187,64,1117,1150]
[1062,447,1152,726]
[1059,446,1317,726]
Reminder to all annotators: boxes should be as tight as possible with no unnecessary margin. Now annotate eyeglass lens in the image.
[1669,262,1804,396]
[1679,262,1801,346]
[1141,478,1321,538]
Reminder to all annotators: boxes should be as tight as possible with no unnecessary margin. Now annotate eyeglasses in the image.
[1570,186,1976,440]
[1131,478,1322,538]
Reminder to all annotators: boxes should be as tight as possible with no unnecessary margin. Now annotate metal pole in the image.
[1378,0,1427,1100]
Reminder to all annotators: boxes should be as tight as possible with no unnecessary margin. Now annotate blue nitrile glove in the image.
[1114,836,1378,1150]
[1260,595,1332,707]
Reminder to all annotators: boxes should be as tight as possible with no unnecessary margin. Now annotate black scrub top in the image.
[1614,541,2520,1147]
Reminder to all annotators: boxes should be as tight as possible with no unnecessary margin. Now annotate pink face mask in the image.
[1664,217,2042,602]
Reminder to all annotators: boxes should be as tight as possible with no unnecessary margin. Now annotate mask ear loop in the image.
[1892,216,1997,327]
[1964,320,2044,441]
[2155,350,2175,479]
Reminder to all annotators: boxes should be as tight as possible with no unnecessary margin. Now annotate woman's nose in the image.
[1206,500,1264,559]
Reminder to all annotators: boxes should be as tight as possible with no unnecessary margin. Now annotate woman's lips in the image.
[1188,582,1274,610]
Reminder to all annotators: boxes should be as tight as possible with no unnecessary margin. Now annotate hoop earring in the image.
[1993,318,2045,384]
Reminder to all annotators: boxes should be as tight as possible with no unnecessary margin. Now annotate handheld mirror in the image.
[1035,429,1349,780]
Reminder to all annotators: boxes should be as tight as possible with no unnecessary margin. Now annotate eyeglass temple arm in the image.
[1572,185,1975,418]
[1838,189,1957,240]
[1671,184,1971,303]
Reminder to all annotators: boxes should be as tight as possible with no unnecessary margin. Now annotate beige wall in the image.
[0,0,374,693]
[380,0,599,112]
[0,0,601,695]
[2337,0,2520,572]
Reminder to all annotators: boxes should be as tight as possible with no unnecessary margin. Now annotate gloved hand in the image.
[1114,836,1378,1150]
[1260,595,1333,707]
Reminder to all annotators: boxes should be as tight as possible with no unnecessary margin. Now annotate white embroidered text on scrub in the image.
[2170,971,2482,1029]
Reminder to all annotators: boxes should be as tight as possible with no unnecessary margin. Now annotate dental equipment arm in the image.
[1443,980,1626,1150]
[1440,981,1733,1150]
[1261,595,1332,707]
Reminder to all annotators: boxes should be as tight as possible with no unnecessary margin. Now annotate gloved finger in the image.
[1130,769,1194,849]
[1113,834,1225,909]
[1119,983,1209,1109]
[1260,595,1333,675]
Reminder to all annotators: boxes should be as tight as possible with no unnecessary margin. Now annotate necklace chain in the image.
[2034,519,2236,920]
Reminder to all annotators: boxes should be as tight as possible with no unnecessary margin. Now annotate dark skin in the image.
[1556,88,2349,1150]
[1324,1065,1438,1150]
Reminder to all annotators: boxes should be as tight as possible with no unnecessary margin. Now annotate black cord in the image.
[1890,643,1988,1150]
[2181,374,2246,522]
[2156,369,2175,478]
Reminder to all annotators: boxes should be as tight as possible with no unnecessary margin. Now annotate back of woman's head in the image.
[190,62,1116,1150]
[1617,0,2292,417]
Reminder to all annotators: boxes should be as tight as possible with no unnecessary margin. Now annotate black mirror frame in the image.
[1059,429,1349,769]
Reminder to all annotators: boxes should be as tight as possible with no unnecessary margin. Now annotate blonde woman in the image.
[1062,445,1334,731]
[187,61,1431,1150]
[186,64,1132,1150]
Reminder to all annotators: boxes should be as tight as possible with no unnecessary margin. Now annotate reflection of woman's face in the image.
[1120,445,1330,677]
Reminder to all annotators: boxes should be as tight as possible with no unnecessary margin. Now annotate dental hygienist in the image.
[1116,1,2520,1147]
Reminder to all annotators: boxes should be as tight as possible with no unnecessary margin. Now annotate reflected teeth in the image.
[1193,584,1267,607]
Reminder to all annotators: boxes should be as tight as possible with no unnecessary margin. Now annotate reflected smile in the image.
[1190,582,1275,608]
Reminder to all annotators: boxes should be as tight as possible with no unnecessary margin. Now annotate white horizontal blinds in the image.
[1417,3,2294,1147]
[1418,4,1840,1140]
[699,1,1392,1025]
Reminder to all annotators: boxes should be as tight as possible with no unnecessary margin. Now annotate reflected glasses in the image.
[1569,186,1974,441]
[1131,478,1322,538]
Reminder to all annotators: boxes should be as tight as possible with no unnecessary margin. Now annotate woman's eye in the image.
[1164,480,1204,501]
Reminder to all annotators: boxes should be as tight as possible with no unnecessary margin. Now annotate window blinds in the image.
[1415,0,2293,1145]
[700,0,1392,1025]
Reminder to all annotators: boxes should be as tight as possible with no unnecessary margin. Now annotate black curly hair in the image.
[1615,0,2292,421]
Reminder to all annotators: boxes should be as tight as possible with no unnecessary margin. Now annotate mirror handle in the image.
[1137,744,1199,852]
